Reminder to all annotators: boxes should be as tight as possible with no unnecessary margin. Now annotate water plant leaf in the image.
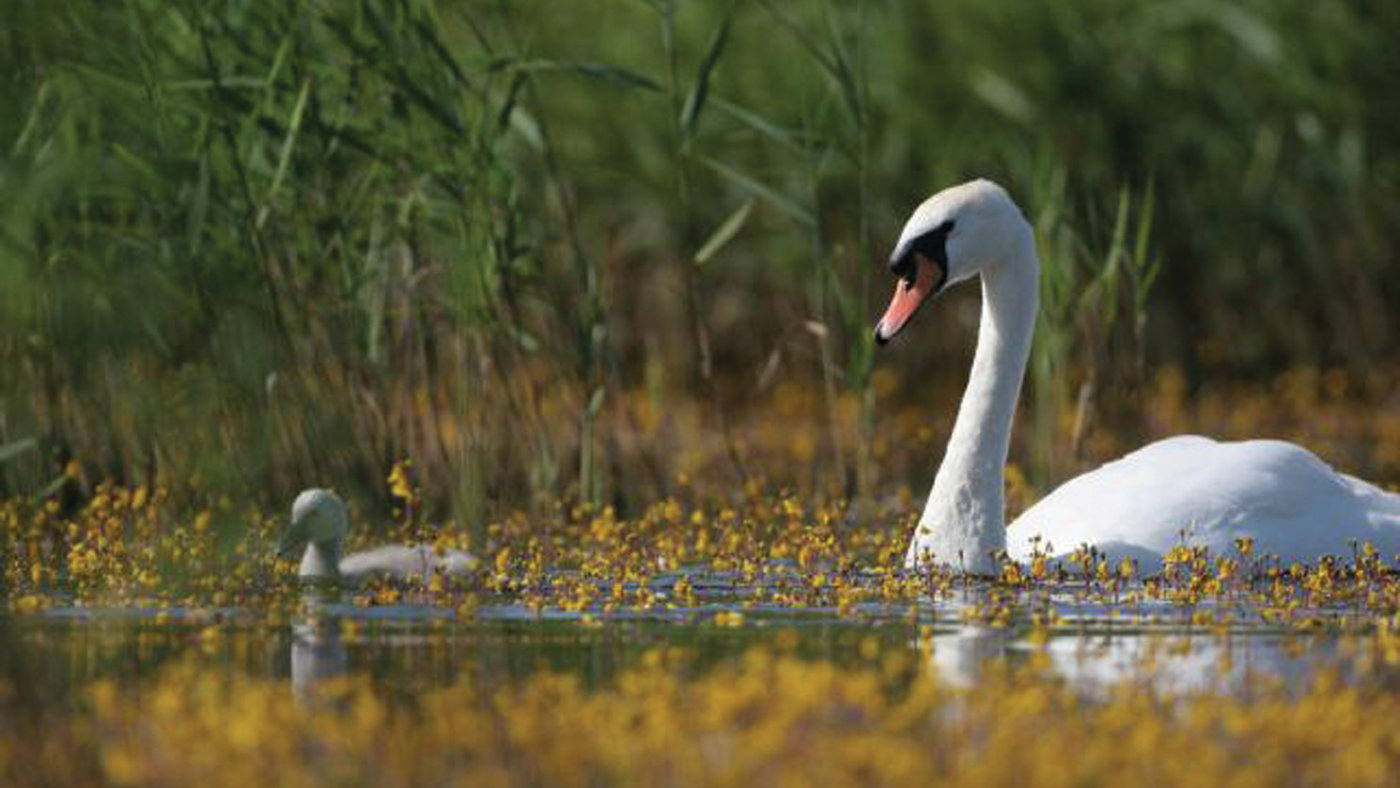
[693,199,754,265]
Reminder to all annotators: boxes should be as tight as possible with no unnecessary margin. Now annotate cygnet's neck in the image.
[909,230,1038,573]
[299,540,343,579]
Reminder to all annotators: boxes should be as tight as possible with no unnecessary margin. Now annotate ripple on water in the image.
[10,573,1391,702]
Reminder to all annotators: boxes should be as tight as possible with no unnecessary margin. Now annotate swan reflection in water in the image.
[924,624,1339,696]
[282,584,1348,702]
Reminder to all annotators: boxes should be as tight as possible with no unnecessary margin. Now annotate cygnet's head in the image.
[874,179,1032,344]
[278,488,350,557]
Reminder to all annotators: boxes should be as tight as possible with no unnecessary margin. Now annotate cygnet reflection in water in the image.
[289,591,347,704]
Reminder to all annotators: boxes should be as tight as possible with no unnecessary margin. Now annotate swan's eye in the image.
[888,219,954,289]
[889,252,918,285]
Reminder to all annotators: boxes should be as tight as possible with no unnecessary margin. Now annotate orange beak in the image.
[874,253,943,344]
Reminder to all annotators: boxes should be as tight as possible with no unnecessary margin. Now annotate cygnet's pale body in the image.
[278,488,479,580]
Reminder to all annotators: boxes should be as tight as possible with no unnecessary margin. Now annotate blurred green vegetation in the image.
[1,0,1397,523]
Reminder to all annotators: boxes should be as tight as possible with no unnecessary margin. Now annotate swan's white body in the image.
[280,488,479,580]
[881,180,1400,574]
[1008,436,1400,570]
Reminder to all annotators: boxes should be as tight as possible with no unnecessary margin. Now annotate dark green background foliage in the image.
[1,1,1396,514]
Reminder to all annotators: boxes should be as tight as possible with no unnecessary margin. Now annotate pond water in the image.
[9,569,1388,704]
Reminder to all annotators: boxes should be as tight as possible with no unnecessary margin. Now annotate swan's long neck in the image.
[909,228,1038,573]
[299,540,342,579]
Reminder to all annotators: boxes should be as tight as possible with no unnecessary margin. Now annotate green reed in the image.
[1,0,1396,525]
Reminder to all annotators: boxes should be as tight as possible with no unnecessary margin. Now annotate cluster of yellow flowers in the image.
[0,642,1394,786]
[2,483,290,614]
[9,475,1400,630]
[0,362,1398,784]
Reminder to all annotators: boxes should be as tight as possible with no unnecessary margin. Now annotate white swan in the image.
[877,179,1400,574]
[277,488,479,580]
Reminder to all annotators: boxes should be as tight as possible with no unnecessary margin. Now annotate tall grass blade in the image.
[257,77,310,230]
[0,438,37,466]
[489,59,662,92]
[820,5,861,120]
[712,97,809,152]
[696,154,814,227]
[680,15,731,138]
[412,19,473,90]
[756,0,839,78]
[693,198,754,265]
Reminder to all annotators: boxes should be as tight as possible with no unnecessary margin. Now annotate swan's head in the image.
[278,488,349,557]
[874,179,1030,344]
